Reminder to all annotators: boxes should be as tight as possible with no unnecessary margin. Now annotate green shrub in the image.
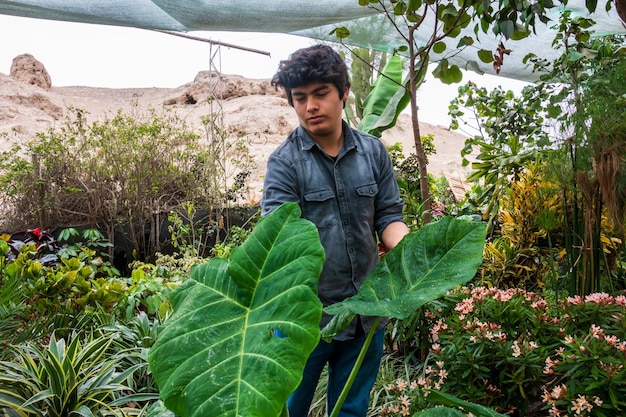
[0,333,157,416]
[409,287,626,416]
[0,238,181,348]
[0,106,255,263]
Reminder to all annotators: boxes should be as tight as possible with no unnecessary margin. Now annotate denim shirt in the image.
[261,121,405,340]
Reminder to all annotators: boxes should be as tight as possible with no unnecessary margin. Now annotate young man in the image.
[261,44,409,417]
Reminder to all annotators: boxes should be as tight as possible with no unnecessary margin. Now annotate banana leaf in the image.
[357,54,410,138]
[322,217,486,338]
[148,202,325,417]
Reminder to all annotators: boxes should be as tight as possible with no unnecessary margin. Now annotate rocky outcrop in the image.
[163,71,282,105]
[10,53,52,90]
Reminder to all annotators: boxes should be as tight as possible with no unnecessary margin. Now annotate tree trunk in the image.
[408,28,432,224]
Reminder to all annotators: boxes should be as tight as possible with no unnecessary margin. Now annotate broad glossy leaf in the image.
[357,55,410,137]
[148,203,325,417]
[323,217,486,337]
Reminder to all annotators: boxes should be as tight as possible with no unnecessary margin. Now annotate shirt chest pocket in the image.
[355,183,379,221]
[303,188,337,230]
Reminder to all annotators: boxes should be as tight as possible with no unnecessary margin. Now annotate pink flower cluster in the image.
[542,384,602,416]
[567,292,626,307]
[380,361,449,417]
[425,286,626,415]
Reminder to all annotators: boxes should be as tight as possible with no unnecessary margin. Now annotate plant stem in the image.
[329,316,381,417]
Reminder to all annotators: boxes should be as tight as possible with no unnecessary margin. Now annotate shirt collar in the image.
[296,121,357,154]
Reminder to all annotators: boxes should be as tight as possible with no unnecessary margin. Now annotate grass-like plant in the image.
[0,333,157,416]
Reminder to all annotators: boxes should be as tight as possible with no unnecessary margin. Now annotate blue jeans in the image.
[286,327,385,417]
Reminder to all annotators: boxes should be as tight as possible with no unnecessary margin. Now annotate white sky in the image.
[0,14,529,127]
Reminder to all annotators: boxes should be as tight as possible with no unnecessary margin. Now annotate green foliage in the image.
[105,311,162,395]
[387,138,453,230]
[380,377,507,416]
[147,206,487,417]
[56,227,120,278]
[210,224,254,259]
[358,55,410,137]
[321,217,486,337]
[166,202,207,259]
[117,264,180,322]
[522,16,626,296]
[478,164,564,291]
[342,46,388,124]
[0,106,255,263]
[148,203,325,417]
[1,243,126,342]
[0,239,181,350]
[448,81,552,222]
[0,244,29,360]
[371,354,506,416]
[336,0,561,224]
[542,294,626,416]
[0,333,157,416]
[418,287,626,416]
[449,12,626,296]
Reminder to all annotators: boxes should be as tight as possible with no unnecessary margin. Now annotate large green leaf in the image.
[148,203,325,417]
[323,217,486,337]
[357,55,410,137]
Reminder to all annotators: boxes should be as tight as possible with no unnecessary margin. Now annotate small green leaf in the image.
[433,41,447,54]
[442,64,463,84]
[330,27,350,39]
[478,49,494,63]
[426,390,508,416]
[510,25,530,40]
[585,0,597,13]
[394,1,407,14]
[464,60,485,75]
[567,50,585,62]
[457,36,474,48]
[500,20,515,38]
[408,0,422,11]
[432,59,449,79]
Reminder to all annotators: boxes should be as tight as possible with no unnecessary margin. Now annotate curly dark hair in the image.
[271,44,350,106]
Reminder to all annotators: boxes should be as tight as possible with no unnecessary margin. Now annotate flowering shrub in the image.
[541,293,626,416]
[380,287,626,416]
[380,361,448,416]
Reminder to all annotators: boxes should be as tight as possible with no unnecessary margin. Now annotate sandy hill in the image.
[0,58,470,203]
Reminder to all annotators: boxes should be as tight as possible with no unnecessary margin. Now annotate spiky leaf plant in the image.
[0,333,157,416]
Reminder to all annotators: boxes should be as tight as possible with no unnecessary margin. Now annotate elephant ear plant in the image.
[322,216,493,417]
[148,203,325,417]
[148,204,490,417]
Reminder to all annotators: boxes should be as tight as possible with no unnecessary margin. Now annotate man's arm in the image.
[261,154,300,216]
[380,221,409,251]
